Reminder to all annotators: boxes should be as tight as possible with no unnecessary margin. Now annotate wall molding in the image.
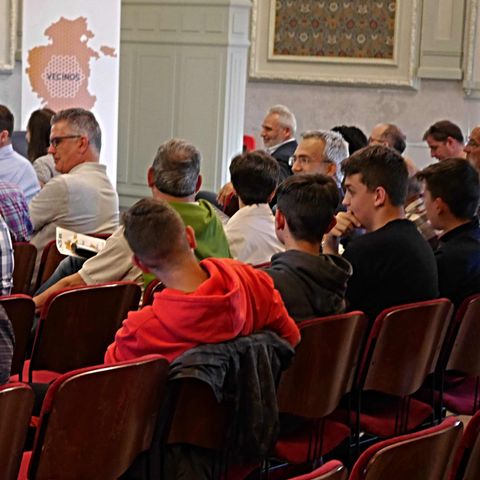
[0,0,17,72]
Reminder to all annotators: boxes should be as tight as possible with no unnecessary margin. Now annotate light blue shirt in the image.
[0,144,40,203]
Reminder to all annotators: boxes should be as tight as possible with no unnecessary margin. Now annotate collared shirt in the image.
[405,197,437,242]
[0,181,33,242]
[0,144,40,202]
[0,217,13,295]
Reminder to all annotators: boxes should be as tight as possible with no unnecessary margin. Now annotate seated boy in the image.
[224,151,284,265]
[264,174,353,322]
[417,158,480,306]
[323,145,438,321]
[104,198,300,364]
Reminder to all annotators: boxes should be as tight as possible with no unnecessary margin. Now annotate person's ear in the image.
[185,225,197,250]
[433,197,448,215]
[195,175,202,193]
[325,217,337,234]
[326,162,337,178]
[267,188,276,203]
[373,186,387,207]
[132,254,150,273]
[275,209,286,231]
[147,167,155,188]
[78,135,90,154]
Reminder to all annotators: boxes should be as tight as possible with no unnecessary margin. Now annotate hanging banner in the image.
[21,0,121,184]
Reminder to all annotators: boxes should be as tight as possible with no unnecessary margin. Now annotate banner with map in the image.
[21,0,121,184]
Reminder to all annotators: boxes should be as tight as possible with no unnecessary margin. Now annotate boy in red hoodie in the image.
[104,198,300,364]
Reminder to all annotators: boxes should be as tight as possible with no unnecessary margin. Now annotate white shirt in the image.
[225,203,284,265]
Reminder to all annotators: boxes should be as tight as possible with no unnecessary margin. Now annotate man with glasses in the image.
[0,105,40,202]
[465,127,480,173]
[29,108,118,271]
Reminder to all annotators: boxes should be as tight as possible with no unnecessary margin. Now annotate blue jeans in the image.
[34,256,87,296]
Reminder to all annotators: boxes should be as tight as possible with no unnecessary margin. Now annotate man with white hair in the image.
[218,105,297,205]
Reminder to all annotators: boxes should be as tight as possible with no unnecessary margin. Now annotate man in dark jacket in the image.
[265,174,352,322]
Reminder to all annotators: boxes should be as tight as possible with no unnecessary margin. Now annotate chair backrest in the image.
[29,282,141,380]
[27,355,169,480]
[446,294,480,376]
[12,242,37,294]
[0,383,34,480]
[349,416,462,480]
[359,299,453,396]
[450,409,480,480]
[35,239,66,291]
[288,460,347,480]
[277,312,368,418]
[0,294,35,379]
[142,279,165,307]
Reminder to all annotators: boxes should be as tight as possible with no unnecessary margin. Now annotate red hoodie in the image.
[104,258,300,364]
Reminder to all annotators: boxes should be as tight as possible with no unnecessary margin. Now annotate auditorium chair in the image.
[24,281,141,383]
[272,312,368,466]
[0,294,35,380]
[349,416,462,480]
[12,242,37,294]
[18,355,169,480]
[287,460,347,480]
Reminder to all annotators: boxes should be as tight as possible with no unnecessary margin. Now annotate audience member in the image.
[29,108,119,269]
[26,108,58,186]
[423,120,466,161]
[0,304,14,385]
[217,104,297,205]
[0,216,13,295]
[225,151,283,264]
[368,123,407,154]
[332,125,368,155]
[465,126,480,172]
[0,181,33,242]
[264,174,352,322]
[323,145,438,321]
[0,105,40,202]
[417,158,480,306]
[104,198,300,364]
[289,130,349,188]
[33,138,231,309]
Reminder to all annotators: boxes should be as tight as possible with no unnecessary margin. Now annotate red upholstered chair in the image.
[0,383,34,480]
[0,294,35,380]
[25,281,141,383]
[450,409,480,479]
[350,299,453,437]
[349,416,462,480]
[440,294,480,415]
[19,355,169,480]
[12,242,37,294]
[273,312,368,465]
[287,461,347,480]
[142,278,165,307]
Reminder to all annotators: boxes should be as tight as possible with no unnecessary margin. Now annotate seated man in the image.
[225,151,284,264]
[417,158,480,307]
[423,120,466,161]
[264,174,352,322]
[104,198,300,363]
[29,108,119,268]
[324,145,438,321]
[0,181,33,242]
[33,138,231,309]
[0,215,13,296]
[0,105,40,202]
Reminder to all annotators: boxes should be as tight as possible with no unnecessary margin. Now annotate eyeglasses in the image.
[466,138,480,148]
[288,155,331,167]
[49,135,82,148]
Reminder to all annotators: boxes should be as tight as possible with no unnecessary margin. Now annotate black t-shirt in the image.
[343,219,439,322]
[435,218,480,307]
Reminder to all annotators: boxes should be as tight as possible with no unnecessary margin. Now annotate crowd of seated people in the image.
[0,100,479,477]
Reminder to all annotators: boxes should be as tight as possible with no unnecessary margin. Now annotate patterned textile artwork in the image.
[272,0,397,59]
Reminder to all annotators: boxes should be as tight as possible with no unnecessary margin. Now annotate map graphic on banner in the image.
[25,16,116,111]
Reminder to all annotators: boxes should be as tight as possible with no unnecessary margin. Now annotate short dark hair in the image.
[152,139,200,197]
[423,120,464,143]
[341,145,408,206]
[331,125,368,155]
[277,174,339,243]
[0,105,14,137]
[417,158,479,219]
[381,124,407,154]
[123,198,189,264]
[229,150,279,205]
[52,108,102,152]
[27,108,55,161]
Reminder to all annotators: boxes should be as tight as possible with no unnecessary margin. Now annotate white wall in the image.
[244,79,480,170]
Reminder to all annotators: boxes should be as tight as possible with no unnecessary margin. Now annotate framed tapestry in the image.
[0,0,17,72]
[250,0,421,88]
